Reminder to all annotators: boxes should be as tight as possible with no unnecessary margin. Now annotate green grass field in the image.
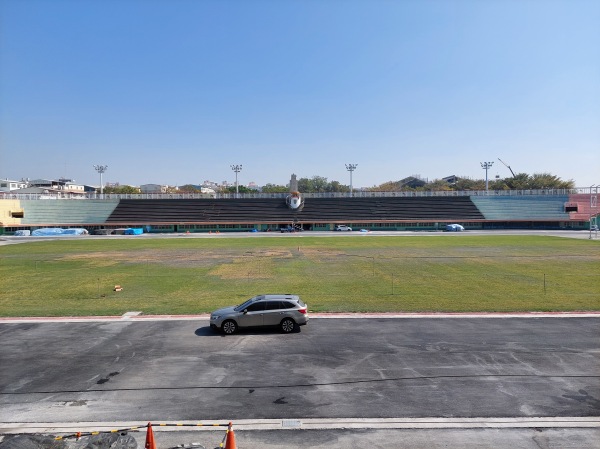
[1,235,598,316]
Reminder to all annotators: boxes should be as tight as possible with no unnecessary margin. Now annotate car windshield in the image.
[234,297,257,311]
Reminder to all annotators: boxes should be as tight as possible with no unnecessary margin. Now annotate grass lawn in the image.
[0,234,598,316]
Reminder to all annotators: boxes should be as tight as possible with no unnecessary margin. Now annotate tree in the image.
[102,185,140,194]
[368,181,404,192]
[422,180,452,191]
[223,185,258,194]
[502,173,531,190]
[528,173,574,189]
[454,177,485,191]
[327,180,349,193]
[368,171,574,192]
[298,176,330,193]
[296,176,352,193]
[178,184,203,193]
[261,184,289,193]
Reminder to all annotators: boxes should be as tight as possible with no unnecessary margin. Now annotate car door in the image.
[238,301,265,327]
[263,301,284,326]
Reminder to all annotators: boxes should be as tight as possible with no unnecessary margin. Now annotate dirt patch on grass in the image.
[208,249,295,279]
[61,248,296,270]
[299,247,353,262]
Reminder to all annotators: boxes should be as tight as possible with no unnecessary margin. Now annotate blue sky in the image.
[1,0,598,188]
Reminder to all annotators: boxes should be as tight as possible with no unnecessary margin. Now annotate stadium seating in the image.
[20,199,119,225]
[106,197,485,224]
[470,195,570,220]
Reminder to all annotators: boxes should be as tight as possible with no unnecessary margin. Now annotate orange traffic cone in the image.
[145,422,156,449]
[225,422,237,449]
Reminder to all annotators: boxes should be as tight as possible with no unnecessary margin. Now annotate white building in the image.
[27,178,85,193]
[0,179,28,192]
[200,187,216,195]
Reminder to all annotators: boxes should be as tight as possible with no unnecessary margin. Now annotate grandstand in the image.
[0,189,596,234]
[469,195,570,220]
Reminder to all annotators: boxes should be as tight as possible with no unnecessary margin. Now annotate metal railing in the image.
[0,188,586,201]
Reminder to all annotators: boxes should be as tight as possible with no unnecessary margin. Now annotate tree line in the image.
[101,172,574,194]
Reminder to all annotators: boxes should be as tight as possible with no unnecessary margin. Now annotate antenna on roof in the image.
[498,158,515,177]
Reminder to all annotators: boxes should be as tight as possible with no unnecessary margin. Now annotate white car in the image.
[445,224,465,232]
[334,225,352,231]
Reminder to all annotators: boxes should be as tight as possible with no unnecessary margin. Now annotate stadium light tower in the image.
[230,164,242,197]
[93,165,108,195]
[345,163,358,196]
[480,161,494,193]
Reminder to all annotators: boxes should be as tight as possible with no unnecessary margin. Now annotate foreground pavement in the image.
[1,313,599,448]
[1,419,599,449]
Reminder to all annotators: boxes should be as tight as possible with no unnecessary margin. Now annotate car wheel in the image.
[222,320,238,335]
[281,318,296,333]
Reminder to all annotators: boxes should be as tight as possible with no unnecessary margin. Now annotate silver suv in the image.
[210,294,309,334]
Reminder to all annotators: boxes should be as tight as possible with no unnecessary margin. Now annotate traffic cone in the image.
[225,422,237,449]
[145,422,156,449]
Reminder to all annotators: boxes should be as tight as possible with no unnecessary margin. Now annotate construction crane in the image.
[498,158,515,177]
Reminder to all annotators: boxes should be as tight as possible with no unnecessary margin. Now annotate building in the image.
[28,178,86,194]
[0,188,596,235]
[140,184,169,194]
[3,178,86,197]
[443,175,459,185]
[0,179,28,192]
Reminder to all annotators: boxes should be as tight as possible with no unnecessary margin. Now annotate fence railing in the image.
[0,188,586,201]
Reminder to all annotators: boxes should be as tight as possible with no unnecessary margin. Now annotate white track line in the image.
[1,417,599,434]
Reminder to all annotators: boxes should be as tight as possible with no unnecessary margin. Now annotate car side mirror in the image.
[243,309,248,314]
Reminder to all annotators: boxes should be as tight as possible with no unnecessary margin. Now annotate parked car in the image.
[445,224,465,232]
[334,225,352,231]
[210,294,309,334]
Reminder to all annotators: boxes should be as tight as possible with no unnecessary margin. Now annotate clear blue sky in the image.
[1,0,598,189]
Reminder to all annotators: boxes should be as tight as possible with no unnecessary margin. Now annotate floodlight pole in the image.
[480,161,494,193]
[230,164,242,198]
[93,165,108,196]
[345,163,358,197]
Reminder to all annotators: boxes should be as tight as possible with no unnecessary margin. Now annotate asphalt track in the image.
[1,314,599,448]
[0,228,598,246]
